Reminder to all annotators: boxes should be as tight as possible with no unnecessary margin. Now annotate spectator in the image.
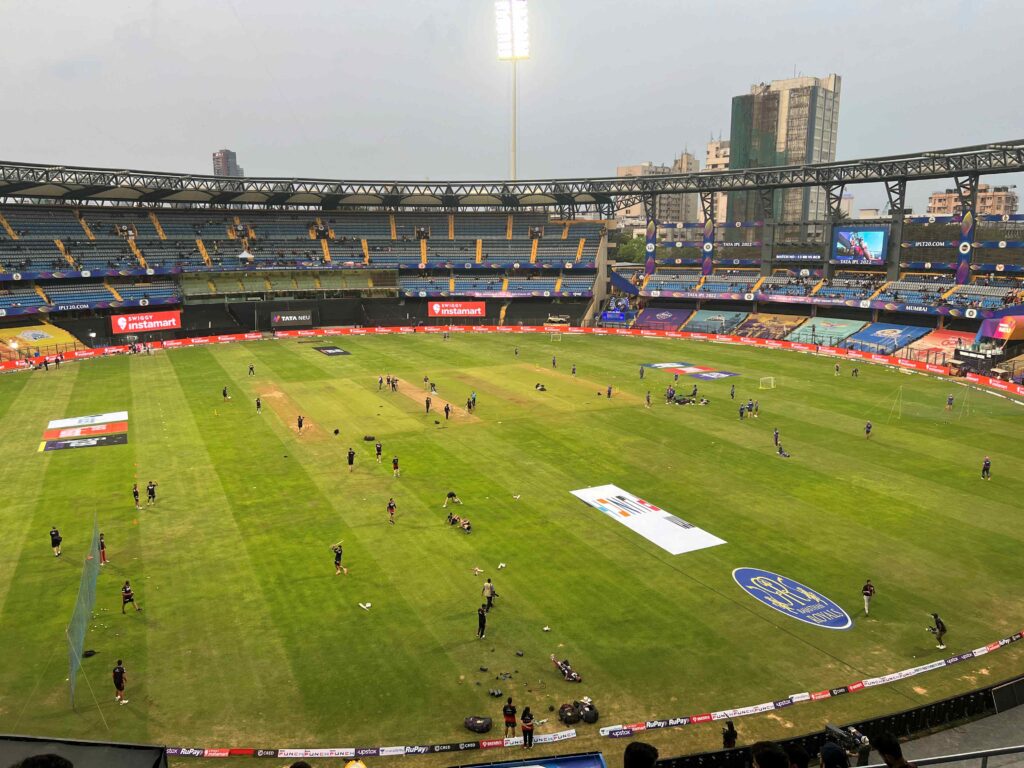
[821,741,850,768]
[722,720,738,748]
[752,741,790,768]
[624,742,659,768]
[785,744,811,768]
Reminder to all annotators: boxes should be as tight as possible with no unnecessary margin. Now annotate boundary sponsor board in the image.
[47,411,129,430]
[570,484,726,555]
[733,568,852,630]
[597,627,1024,739]
[42,421,128,441]
[41,433,128,452]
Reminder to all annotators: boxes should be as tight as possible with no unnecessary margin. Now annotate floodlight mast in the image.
[495,0,529,181]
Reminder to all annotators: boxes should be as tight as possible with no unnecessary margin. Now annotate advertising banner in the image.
[570,484,726,555]
[111,310,181,334]
[270,310,314,328]
[427,301,486,318]
[47,411,129,430]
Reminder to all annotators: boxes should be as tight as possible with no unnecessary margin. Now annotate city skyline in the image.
[2,0,1022,214]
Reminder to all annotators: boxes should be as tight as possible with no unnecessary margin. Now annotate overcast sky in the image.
[3,0,1022,212]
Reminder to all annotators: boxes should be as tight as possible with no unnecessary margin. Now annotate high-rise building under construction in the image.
[727,74,840,226]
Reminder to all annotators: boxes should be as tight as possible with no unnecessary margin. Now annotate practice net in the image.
[67,517,100,707]
[759,376,776,390]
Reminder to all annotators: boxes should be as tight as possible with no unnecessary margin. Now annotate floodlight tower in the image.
[495,0,529,180]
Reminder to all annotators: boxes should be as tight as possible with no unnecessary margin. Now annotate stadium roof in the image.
[1,140,1022,210]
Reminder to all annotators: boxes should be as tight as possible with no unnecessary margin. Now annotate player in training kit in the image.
[865,421,872,439]
[347,448,355,472]
[146,481,157,506]
[946,393,954,411]
[928,613,947,649]
[392,456,400,477]
[297,415,304,433]
[503,697,517,737]
[730,384,735,399]
[248,364,255,376]
[514,346,519,357]
[738,405,745,420]
[375,441,383,463]
[607,385,613,399]
[387,498,397,525]
[482,578,496,611]
[50,526,62,557]
[552,355,557,368]
[425,396,431,413]
[378,375,384,390]
[132,483,140,509]
[100,533,109,565]
[113,660,128,704]
[982,456,991,480]
[773,428,780,446]
[645,391,651,408]
[256,397,262,414]
[834,363,840,376]
[639,366,644,379]
[223,386,229,402]
[571,364,576,376]
[122,580,141,613]
[443,491,462,507]
[477,604,487,638]
[444,403,451,420]
[332,543,347,575]
[862,580,875,615]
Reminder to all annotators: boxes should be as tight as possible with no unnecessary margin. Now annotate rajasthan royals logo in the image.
[733,568,852,630]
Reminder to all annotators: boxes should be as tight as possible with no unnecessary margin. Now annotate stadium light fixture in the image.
[495,0,529,180]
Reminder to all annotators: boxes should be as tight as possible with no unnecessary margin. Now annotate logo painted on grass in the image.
[732,568,852,630]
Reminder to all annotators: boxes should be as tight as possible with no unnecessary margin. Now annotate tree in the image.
[613,234,648,264]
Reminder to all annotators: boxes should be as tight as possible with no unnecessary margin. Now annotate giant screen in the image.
[832,226,889,264]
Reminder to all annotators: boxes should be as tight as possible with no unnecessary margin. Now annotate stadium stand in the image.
[733,313,807,339]
[700,269,761,294]
[760,273,817,297]
[634,307,692,330]
[785,317,866,345]
[815,273,885,300]
[900,329,977,362]
[684,309,748,333]
[840,322,931,354]
[644,269,702,291]
[875,278,954,306]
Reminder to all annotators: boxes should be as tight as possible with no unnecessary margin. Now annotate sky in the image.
[3,0,1023,213]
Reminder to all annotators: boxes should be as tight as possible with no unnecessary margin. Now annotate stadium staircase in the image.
[809,279,825,295]
[575,238,586,262]
[942,284,961,300]
[320,239,332,262]
[128,238,147,268]
[389,214,397,240]
[530,238,539,263]
[475,239,483,263]
[196,239,212,266]
[555,276,563,292]
[104,281,123,301]
[752,275,766,291]
[868,282,888,300]
[148,211,167,239]
[506,214,513,240]
[361,238,369,264]
[207,277,217,294]
[76,213,95,240]
[54,240,77,268]
[0,212,17,240]
[501,277,509,291]
[34,285,50,303]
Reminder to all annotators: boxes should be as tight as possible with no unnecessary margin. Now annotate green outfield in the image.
[0,333,1022,765]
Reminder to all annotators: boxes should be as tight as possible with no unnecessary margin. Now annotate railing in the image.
[864,744,1024,768]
